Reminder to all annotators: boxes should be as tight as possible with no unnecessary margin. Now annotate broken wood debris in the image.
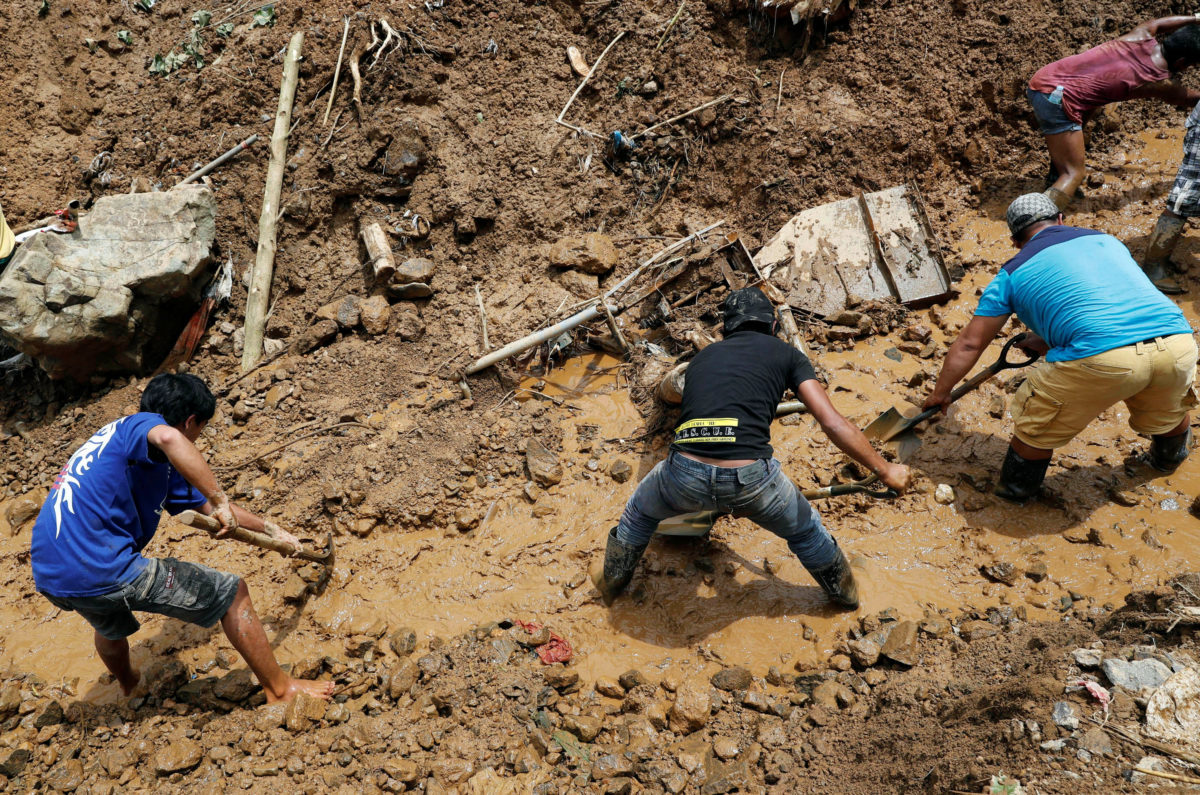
[322,17,351,126]
[177,134,258,186]
[556,31,626,139]
[359,221,397,283]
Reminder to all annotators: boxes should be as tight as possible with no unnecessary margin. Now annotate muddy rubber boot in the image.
[1044,186,1072,212]
[994,447,1051,503]
[1146,428,1192,473]
[590,527,647,606]
[807,548,859,610]
[1142,213,1187,295]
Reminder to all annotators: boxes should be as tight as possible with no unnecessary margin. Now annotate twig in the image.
[775,65,786,115]
[629,95,731,140]
[323,18,351,126]
[656,0,686,51]
[1134,767,1200,785]
[178,135,258,186]
[372,19,396,68]
[647,158,680,216]
[349,41,369,121]
[321,111,344,148]
[1095,720,1200,766]
[475,284,490,351]
[213,422,375,471]
[556,31,626,134]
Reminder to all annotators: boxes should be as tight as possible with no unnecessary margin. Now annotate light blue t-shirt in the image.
[976,226,1193,362]
[30,413,208,597]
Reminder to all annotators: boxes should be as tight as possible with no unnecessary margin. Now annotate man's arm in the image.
[198,502,302,554]
[1129,80,1200,107]
[146,425,236,534]
[1125,16,1200,40]
[796,380,911,493]
[923,314,1010,412]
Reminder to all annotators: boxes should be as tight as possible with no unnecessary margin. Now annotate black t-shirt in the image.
[671,330,817,460]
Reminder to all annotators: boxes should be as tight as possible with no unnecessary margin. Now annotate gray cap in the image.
[1005,193,1061,237]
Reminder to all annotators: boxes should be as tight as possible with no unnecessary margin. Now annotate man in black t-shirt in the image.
[593,287,911,609]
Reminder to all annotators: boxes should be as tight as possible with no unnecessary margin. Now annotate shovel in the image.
[655,475,899,537]
[863,332,1040,461]
[177,510,335,564]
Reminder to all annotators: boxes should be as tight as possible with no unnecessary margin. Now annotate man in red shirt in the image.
[1028,17,1200,211]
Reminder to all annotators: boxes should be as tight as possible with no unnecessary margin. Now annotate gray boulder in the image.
[1101,657,1173,693]
[0,187,217,380]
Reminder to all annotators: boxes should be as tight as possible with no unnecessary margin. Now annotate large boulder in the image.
[0,186,217,380]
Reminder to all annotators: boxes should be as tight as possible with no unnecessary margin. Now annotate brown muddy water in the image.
[2,127,1198,703]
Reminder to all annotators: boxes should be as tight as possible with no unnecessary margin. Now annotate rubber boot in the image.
[1044,186,1072,212]
[1146,428,1192,473]
[807,547,859,610]
[1142,213,1187,295]
[994,446,1051,503]
[591,527,648,606]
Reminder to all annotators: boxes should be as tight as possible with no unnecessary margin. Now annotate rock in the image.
[33,699,64,727]
[918,616,951,638]
[284,690,327,731]
[1101,657,1172,692]
[293,319,338,354]
[394,310,426,341]
[711,667,752,692]
[315,295,362,329]
[901,324,932,343]
[847,638,881,668]
[592,753,634,780]
[396,257,435,284]
[0,749,31,778]
[1025,561,1048,582]
[1077,726,1113,757]
[389,659,419,699]
[1145,667,1200,743]
[1051,701,1079,730]
[44,758,84,792]
[213,668,256,702]
[384,759,420,784]
[359,295,392,335]
[254,703,287,731]
[934,484,955,504]
[610,459,633,484]
[155,737,204,774]
[0,683,19,718]
[557,269,598,298]
[981,562,1022,586]
[510,625,551,647]
[549,233,619,275]
[812,681,854,709]
[5,495,41,530]
[0,187,217,380]
[712,736,739,760]
[388,282,435,300]
[563,714,603,742]
[596,676,625,699]
[879,620,918,666]
[741,690,770,713]
[526,439,563,487]
[1039,739,1066,752]
[959,620,999,642]
[670,676,712,734]
[829,654,853,672]
[1071,648,1102,669]
[389,628,417,656]
[618,669,647,690]
[827,310,871,333]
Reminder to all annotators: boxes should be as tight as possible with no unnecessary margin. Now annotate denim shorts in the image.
[1027,87,1082,135]
[43,557,241,640]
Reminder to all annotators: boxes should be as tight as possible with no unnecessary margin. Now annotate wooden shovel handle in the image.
[177,509,300,559]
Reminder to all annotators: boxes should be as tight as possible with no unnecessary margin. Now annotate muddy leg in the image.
[1044,129,1085,209]
[220,579,333,703]
[94,632,141,696]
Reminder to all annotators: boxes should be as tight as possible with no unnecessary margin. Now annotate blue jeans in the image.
[1027,87,1082,135]
[616,451,840,572]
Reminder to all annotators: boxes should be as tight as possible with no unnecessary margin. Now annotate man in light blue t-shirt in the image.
[923,193,1198,501]
[31,373,334,704]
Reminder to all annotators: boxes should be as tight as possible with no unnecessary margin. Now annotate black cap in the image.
[722,287,777,334]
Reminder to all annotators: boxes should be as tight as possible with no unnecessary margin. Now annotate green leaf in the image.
[215,21,234,37]
[251,5,275,27]
[117,30,133,45]
[84,37,98,53]
[191,9,211,27]
[37,0,49,17]
[134,0,155,11]
[149,50,188,76]
[184,41,205,68]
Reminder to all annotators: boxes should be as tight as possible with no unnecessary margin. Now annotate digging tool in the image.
[863,332,1040,461]
[655,475,898,537]
[176,510,334,564]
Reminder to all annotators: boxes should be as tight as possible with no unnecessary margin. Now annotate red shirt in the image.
[1030,38,1169,123]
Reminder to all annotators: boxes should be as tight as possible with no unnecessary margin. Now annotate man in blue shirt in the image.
[924,193,1198,501]
[31,373,334,704]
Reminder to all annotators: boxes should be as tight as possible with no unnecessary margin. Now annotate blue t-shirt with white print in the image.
[976,226,1193,362]
[30,412,208,597]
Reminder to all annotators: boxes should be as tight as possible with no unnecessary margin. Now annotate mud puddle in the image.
[3,126,1200,703]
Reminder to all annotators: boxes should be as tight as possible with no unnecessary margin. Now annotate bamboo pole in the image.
[242,31,304,373]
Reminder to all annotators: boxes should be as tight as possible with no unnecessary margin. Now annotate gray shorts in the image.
[1167,124,1200,218]
[43,557,241,640]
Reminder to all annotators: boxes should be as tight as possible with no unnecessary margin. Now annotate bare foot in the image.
[265,677,335,704]
[117,668,142,697]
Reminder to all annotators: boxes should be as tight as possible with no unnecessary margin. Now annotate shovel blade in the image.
[863,404,921,443]
[892,430,923,463]
[656,511,717,537]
